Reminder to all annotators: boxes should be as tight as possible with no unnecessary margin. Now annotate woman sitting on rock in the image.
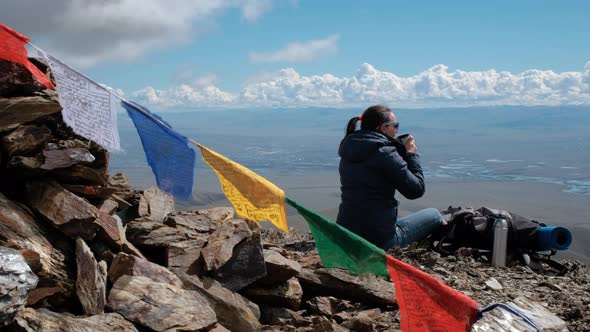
[336,104,443,249]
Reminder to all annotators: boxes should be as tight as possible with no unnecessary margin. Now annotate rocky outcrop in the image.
[0,62,586,332]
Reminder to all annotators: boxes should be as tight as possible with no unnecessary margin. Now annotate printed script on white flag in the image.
[44,55,120,151]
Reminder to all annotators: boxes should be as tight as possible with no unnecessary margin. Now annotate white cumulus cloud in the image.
[132,61,590,109]
[249,34,339,63]
[1,0,281,68]
[133,85,237,108]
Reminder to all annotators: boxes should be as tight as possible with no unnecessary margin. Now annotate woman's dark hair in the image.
[345,104,392,137]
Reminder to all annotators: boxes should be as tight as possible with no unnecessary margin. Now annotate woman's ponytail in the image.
[344,116,360,137]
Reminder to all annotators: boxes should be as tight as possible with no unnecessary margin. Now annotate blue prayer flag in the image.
[122,101,195,199]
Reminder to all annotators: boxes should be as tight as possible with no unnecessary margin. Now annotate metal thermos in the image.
[491,218,509,267]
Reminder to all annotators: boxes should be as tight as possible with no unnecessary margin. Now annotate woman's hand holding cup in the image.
[405,135,417,154]
[397,134,416,154]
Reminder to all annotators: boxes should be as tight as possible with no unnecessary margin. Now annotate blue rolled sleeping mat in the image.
[536,226,573,251]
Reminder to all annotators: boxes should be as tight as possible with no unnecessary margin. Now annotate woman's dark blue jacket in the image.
[336,130,425,249]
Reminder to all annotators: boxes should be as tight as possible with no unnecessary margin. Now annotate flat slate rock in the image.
[107,275,217,331]
[305,296,339,316]
[26,181,100,240]
[243,277,303,310]
[257,249,302,285]
[50,164,108,186]
[0,60,46,98]
[210,220,267,291]
[40,148,95,170]
[26,286,64,306]
[174,270,261,332]
[0,93,61,131]
[107,173,134,200]
[26,181,123,250]
[164,213,219,235]
[1,124,52,157]
[108,252,182,286]
[125,218,192,247]
[201,219,253,272]
[259,306,303,326]
[75,238,107,315]
[137,187,174,223]
[298,268,396,308]
[165,238,208,274]
[195,207,234,223]
[9,308,138,332]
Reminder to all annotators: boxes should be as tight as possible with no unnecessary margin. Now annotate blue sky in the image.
[2,0,590,109]
[89,0,590,92]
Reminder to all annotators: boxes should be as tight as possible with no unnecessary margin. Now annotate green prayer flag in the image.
[285,197,388,276]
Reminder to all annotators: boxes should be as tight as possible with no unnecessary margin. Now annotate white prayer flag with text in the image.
[44,55,120,151]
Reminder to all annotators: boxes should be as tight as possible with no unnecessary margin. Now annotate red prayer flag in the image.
[0,23,54,89]
[386,254,479,332]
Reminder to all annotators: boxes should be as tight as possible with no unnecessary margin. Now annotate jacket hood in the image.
[338,130,392,162]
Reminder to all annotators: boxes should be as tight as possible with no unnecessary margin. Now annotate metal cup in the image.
[396,134,411,145]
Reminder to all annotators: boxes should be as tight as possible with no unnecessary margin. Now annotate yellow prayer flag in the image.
[198,144,289,233]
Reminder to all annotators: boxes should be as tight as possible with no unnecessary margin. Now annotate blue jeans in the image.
[384,208,443,249]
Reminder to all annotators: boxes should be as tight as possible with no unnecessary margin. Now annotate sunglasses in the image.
[384,121,399,129]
